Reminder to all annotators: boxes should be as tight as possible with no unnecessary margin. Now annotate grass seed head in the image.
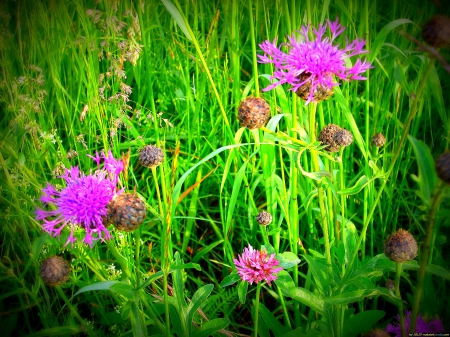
[371,133,386,147]
[422,15,450,48]
[318,124,342,152]
[237,97,271,129]
[40,256,71,286]
[139,145,164,168]
[256,211,273,226]
[107,193,147,232]
[383,229,418,263]
[436,152,450,184]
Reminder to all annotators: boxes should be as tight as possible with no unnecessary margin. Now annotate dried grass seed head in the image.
[422,15,450,48]
[107,193,147,232]
[237,97,271,129]
[139,145,164,168]
[40,256,71,286]
[383,229,418,263]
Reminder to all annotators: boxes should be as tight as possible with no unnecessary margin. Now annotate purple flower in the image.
[233,244,283,285]
[258,17,372,104]
[386,311,445,336]
[36,150,123,246]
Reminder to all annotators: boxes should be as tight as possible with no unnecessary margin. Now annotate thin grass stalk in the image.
[57,287,98,337]
[345,59,436,277]
[410,181,445,332]
[248,0,259,96]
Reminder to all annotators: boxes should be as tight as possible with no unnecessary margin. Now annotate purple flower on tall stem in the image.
[258,17,372,104]
[36,150,123,246]
[386,311,445,336]
[234,244,283,285]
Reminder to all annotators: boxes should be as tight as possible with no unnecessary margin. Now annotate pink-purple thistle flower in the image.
[234,244,283,285]
[258,17,372,104]
[36,150,124,246]
[385,311,445,336]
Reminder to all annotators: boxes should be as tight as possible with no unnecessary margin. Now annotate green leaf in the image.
[170,262,201,271]
[161,0,192,40]
[290,287,325,315]
[193,318,230,337]
[408,135,438,208]
[138,270,164,290]
[130,301,148,337]
[280,327,322,337]
[27,326,84,337]
[343,310,385,337]
[427,63,448,129]
[220,273,241,287]
[258,303,290,335]
[369,19,414,62]
[193,239,224,263]
[325,287,401,306]
[426,264,450,281]
[338,175,370,195]
[74,281,119,297]
[186,284,214,335]
[277,251,301,269]
[275,272,324,314]
[238,281,248,304]
[110,283,136,300]
[261,242,276,256]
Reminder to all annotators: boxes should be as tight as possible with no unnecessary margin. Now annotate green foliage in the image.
[1,0,449,335]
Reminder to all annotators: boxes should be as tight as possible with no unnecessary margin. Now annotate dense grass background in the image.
[1,0,449,336]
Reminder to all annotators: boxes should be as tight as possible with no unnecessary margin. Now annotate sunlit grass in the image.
[1,0,449,336]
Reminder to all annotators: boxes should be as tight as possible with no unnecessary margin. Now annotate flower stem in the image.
[395,262,406,337]
[309,103,333,286]
[248,0,259,96]
[344,58,436,281]
[254,282,262,337]
[410,181,445,332]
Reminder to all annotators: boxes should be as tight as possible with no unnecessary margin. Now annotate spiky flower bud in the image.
[237,97,271,129]
[40,256,71,286]
[295,73,334,103]
[107,193,147,232]
[372,133,386,147]
[256,211,273,226]
[318,124,353,152]
[384,229,418,263]
[334,129,353,147]
[422,15,450,48]
[385,279,395,291]
[139,145,164,168]
[436,152,450,185]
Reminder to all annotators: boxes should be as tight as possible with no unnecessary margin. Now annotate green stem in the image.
[254,282,262,337]
[395,263,406,337]
[57,287,98,337]
[106,239,132,280]
[309,104,333,286]
[345,59,436,281]
[410,181,445,332]
[248,0,259,96]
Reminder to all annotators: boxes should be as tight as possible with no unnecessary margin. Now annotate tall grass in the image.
[1,0,449,336]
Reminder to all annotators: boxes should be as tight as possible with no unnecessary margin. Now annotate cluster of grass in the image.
[1,0,449,336]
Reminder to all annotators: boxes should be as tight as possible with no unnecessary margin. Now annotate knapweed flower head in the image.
[386,311,445,336]
[258,18,372,104]
[36,150,124,246]
[233,244,282,285]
